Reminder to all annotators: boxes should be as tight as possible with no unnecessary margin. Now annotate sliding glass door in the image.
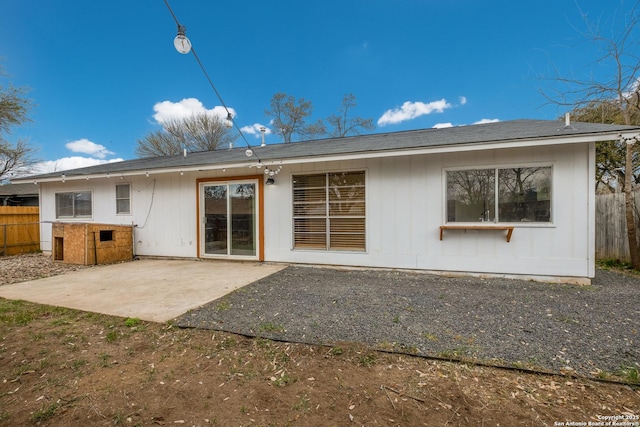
[200,180,258,259]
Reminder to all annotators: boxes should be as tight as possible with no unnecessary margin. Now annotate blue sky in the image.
[0,0,635,174]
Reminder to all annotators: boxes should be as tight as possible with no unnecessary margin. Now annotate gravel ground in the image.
[0,253,89,285]
[2,254,638,379]
[175,265,640,378]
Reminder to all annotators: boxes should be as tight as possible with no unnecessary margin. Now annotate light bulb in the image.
[174,26,192,54]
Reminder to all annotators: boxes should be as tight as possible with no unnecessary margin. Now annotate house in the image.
[13,119,640,284]
[0,183,39,206]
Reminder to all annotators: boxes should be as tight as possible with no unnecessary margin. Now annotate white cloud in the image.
[377,99,452,126]
[473,118,500,124]
[152,98,235,124]
[29,157,124,175]
[240,123,272,138]
[459,96,467,105]
[65,138,114,159]
[432,122,453,129]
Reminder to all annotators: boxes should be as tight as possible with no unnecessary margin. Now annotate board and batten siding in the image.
[264,142,595,281]
[38,140,594,282]
[38,173,202,258]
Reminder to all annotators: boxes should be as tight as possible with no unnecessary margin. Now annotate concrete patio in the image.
[0,258,286,322]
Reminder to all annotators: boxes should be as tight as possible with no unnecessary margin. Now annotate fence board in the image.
[595,190,640,262]
[0,206,40,256]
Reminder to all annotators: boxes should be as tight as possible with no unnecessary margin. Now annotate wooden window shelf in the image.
[439,225,514,242]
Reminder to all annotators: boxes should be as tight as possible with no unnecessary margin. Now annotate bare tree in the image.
[0,67,37,181]
[326,94,374,137]
[265,93,325,143]
[542,2,640,269]
[569,101,640,192]
[136,113,237,157]
[1,140,37,181]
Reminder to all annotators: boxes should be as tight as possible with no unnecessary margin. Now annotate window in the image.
[99,230,113,241]
[446,166,551,223]
[116,183,131,214]
[293,171,366,251]
[55,191,92,218]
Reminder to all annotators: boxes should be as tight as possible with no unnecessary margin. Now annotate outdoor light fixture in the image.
[163,1,285,182]
[224,113,233,129]
[173,25,192,54]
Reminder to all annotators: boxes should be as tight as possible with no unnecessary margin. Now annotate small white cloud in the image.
[459,96,467,105]
[432,122,453,129]
[152,98,235,124]
[29,157,124,174]
[473,118,500,124]
[65,138,115,159]
[377,99,452,126]
[240,123,272,137]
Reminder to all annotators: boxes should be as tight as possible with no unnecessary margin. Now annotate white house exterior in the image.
[16,119,640,284]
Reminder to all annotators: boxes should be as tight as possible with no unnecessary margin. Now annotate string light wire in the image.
[163,0,262,164]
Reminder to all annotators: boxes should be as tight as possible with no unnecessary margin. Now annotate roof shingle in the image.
[15,119,640,181]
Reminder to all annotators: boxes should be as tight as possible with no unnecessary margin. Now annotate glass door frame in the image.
[197,176,264,261]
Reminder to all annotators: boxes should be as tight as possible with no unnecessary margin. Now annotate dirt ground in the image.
[0,255,639,426]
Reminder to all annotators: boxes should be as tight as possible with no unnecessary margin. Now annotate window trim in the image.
[55,190,93,219]
[292,170,367,252]
[444,164,554,226]
[115,183,132,215]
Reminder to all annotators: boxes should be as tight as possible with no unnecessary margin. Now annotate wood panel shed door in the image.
[199,180,260,260]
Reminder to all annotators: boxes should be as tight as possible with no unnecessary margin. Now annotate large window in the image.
[116,183,131,214]
[446,166,551,223]
[55,191,92,218]
[293,171,366,251]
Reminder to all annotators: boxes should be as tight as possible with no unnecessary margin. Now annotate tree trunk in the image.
[624,140,640,269]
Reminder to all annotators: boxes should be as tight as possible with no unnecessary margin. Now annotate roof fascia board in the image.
[276,130,639,166]
[22,161,261,184]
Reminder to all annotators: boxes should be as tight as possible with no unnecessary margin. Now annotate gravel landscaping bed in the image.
[0,253,89,285]
[174,265,640,379]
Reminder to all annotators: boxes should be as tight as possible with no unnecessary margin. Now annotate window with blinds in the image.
[292,171,366,251]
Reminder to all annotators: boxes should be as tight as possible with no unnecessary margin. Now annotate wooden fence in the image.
[595,190,640,262]
[0,206,40,256]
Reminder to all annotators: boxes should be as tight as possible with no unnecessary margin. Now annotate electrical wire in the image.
[162,0,263,164]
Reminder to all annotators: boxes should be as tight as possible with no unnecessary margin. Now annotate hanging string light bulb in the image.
[173,25,192,54]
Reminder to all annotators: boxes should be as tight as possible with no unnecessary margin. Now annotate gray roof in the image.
[0,183,39,196]
[16,119,640,181]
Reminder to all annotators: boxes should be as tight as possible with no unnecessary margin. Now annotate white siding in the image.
[38,141,594,281]
[264,143,594,280]
[41,172,206,258]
